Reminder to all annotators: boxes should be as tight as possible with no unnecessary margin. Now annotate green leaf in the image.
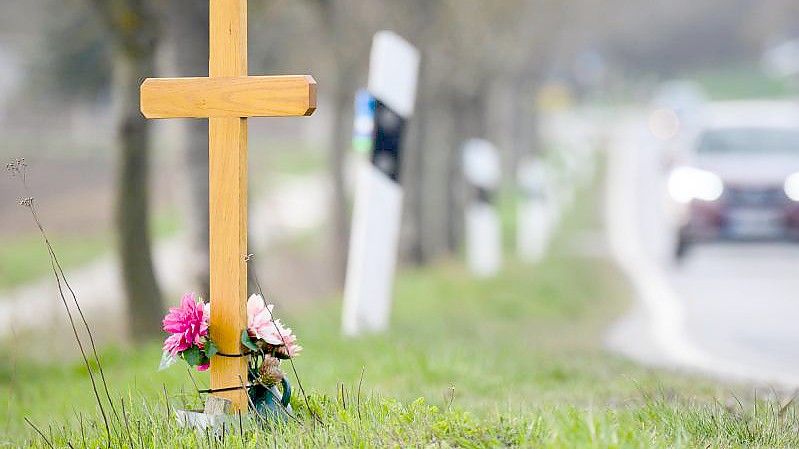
[241,330,258,352]
[205,339,218,358]
[182,346,202,366]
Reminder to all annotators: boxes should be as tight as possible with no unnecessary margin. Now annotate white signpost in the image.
[517,158,552,263]
[342,31,420,336]
[462,139,502,278]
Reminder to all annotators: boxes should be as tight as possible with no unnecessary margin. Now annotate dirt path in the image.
[0,174,330,344]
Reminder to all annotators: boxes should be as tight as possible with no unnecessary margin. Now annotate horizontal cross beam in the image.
[140,75,317,119]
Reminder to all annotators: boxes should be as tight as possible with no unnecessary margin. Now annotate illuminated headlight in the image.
[784,173,799,201]
[667,166,724,203]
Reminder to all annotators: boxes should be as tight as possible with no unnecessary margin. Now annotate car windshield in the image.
[697,127,799,155]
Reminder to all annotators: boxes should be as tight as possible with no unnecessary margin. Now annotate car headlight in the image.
[784,173,799,201]
[667,166,724,203]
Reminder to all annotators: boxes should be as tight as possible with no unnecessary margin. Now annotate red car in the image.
[670,101,799,257]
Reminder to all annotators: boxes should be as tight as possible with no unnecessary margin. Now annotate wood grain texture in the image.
[209,116,248,411]
[137,0,316,413]
[208,0,249,413]
[203,395,232,415]
[140,75,317,118]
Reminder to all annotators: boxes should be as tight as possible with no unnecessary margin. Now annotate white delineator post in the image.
[462,139,503,278]
[517,158,552,263]
[342,31,420,336]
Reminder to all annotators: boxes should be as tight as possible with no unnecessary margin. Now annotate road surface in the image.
[606,112,799,388]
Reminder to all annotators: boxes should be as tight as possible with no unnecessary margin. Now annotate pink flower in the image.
[247,294,277,342]
[268,319,303,357]
[162,292,209,357]
[246,294,302,357]
[196,363,210,372]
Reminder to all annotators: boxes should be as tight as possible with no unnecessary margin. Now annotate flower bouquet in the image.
[160,292,301,419]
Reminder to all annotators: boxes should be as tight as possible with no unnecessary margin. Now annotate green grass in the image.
[3,186,799,447]
[1,140,322,293]
[689,66,797,100]
[0,234,108,291]
[268,146,325,176]
[249,140,325,180]
[1,140,328,293]
[0,209,182,293]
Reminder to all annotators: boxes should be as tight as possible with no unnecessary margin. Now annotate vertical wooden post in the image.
[141,0,315,414]
[209,0,249,412]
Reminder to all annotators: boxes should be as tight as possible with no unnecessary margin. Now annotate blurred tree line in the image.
[23,0,799,339]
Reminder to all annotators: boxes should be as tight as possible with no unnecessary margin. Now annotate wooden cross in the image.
[140,0,316,412]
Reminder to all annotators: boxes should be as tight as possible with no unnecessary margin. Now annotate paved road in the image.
[606,113,799,388]
[675,243,799,380]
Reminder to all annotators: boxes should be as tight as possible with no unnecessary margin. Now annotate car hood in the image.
[695,154,799,186]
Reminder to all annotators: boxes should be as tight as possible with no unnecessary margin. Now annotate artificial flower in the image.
[246,294,302,357]
[162,292,209,357]
[247,294,277,342]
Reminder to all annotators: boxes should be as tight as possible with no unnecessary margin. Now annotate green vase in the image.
[248,377,292,420]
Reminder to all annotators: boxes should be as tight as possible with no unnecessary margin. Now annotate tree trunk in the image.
[512,72,541,160]
[445,85,489,254]
[113,47,163,340]
[401,94,427,265]
[329,77,355,284]
[445,99,464,254]
[184,119,211,297]
[421,100,455,260]
[312,0,357,287]
[400,46,434,266]
[168,0,210,299]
